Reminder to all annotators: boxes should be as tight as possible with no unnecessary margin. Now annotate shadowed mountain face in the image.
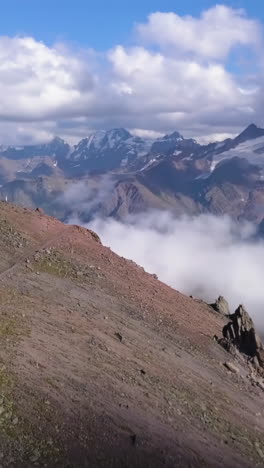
[232,124,264,146]
[0,202,263,467]
[0,125,264,227]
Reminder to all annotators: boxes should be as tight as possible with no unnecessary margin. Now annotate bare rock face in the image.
[221,305,264,368]
[211,296,230,315]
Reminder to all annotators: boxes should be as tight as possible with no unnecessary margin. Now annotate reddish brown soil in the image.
[0,202,263,467]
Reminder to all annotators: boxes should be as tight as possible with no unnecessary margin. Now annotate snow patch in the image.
[139,158,157,172]
[212,136,264,168]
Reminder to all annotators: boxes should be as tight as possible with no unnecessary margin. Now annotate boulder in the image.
[211,296,230,315]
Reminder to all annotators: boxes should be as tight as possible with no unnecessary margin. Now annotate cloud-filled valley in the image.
[86,211,264,332]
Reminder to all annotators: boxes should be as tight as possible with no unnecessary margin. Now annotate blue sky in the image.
[0,1,263,144]
[0,0,263,49]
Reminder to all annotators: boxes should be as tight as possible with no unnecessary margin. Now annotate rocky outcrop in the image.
[210,296,230,315]
[35,207,44,215]
[220,305,264,368]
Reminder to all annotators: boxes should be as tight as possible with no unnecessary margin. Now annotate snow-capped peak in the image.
[84,128,132,151]
[163,131,184,141]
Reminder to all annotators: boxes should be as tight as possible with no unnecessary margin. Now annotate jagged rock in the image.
[210,296,230,315]
[221,305,264,368]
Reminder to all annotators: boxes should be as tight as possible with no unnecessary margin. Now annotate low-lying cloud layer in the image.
[0,4,264,144]
[57,176,115,220]
[87,212,264,331]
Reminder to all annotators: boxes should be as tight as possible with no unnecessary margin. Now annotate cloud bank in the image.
[137,6,261,60]
[87,212,264,332]
[57,176,115,220]
[0,5,263,144]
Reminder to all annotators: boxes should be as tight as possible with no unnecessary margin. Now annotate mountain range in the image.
[0,126,263,466]
[0,124,264,227]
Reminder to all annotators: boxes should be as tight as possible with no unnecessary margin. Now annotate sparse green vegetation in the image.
[0,294,31,340]
[0,319,17,337]
[0,364,60,466]
[45,376,60,390]
[162,381,264,465]
[33,249,103,283]
[0,218,28,250]
[0,366,12,390]
[34,250,77,278]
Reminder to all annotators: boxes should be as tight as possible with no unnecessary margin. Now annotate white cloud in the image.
[88,212,264,333]
[0,36,97,123]
[136,6,262,60]
[108,45,244,113]
[194,132,236,145]
[131,128,164,139]
[58,176,115,218]
[0,5,263,144]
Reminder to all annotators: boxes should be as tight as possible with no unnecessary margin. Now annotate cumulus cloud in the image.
[0,37,98,122]
[108,45,245,114]
[136,6,262,60]
[0,5,263,144]
[87,212,264,332]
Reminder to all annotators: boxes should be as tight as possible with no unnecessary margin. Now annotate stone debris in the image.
[248,372,264,391]
[115,332,123,343]
[224,362,240,374]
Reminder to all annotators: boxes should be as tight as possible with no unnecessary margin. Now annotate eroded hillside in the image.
[0,203,262,467]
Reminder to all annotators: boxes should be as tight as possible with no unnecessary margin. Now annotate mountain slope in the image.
[0,203,263,466]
